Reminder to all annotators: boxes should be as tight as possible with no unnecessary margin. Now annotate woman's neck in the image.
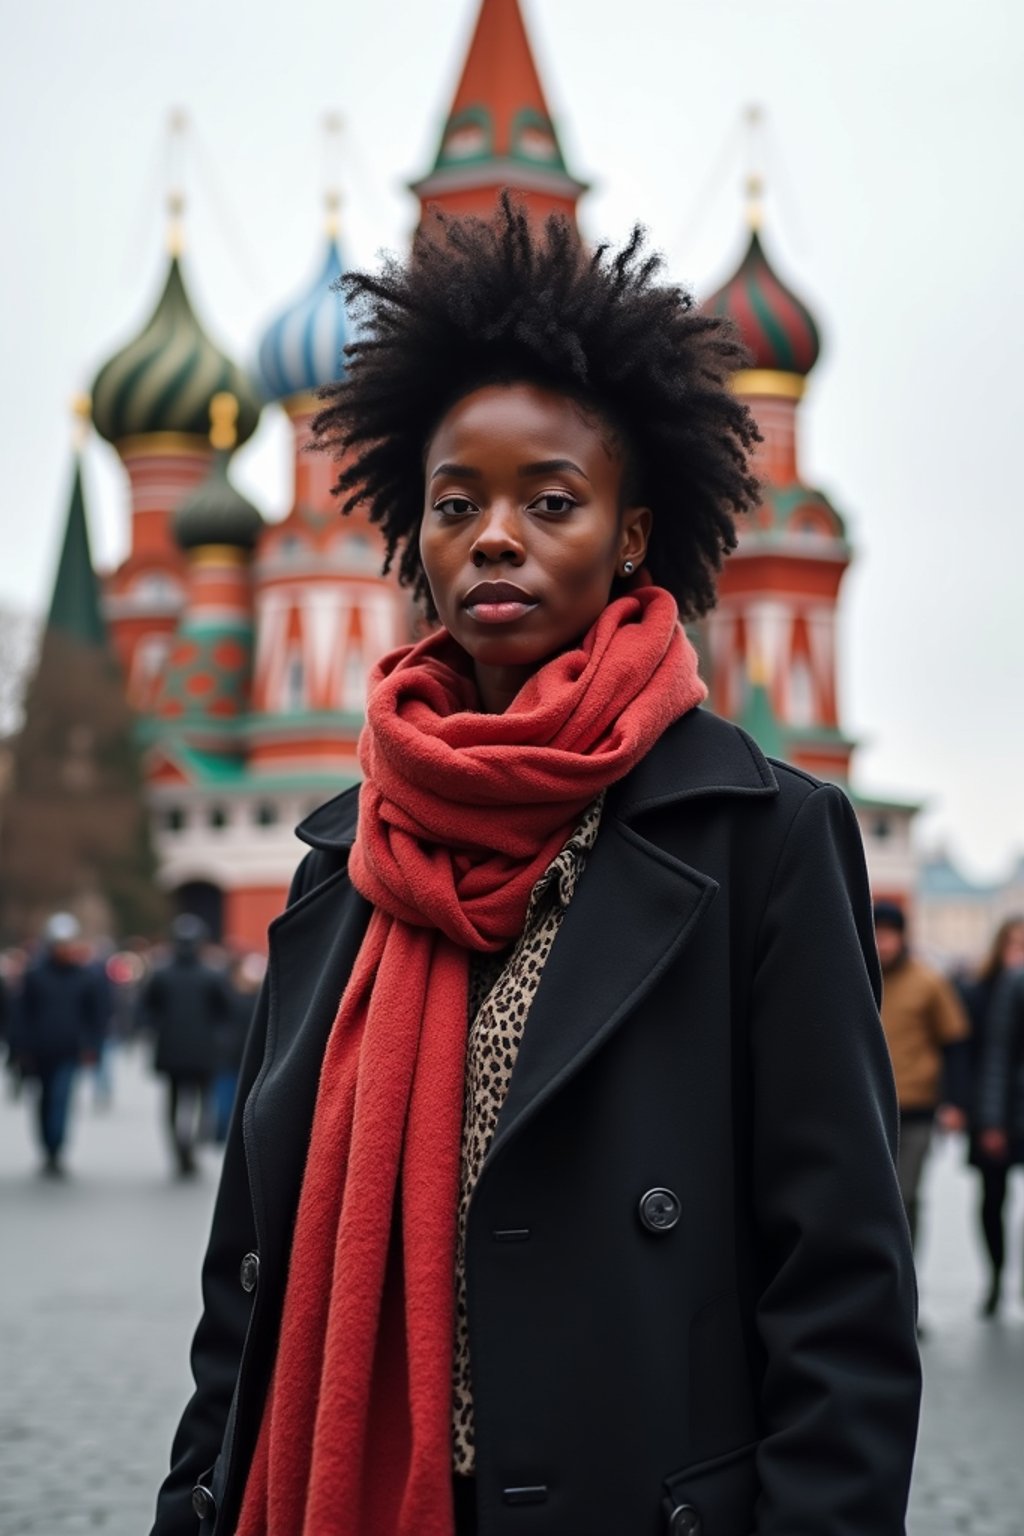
[474,660,536,714]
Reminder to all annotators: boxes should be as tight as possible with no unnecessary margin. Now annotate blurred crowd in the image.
[0,912,265,1180]
[2,900,1023,1323]
[873,903,1024,1325]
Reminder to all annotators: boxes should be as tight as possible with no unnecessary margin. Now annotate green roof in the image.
[47,456,106,648]
[144,738,359,795]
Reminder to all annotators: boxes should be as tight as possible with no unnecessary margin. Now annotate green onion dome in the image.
[173,397,263,550]
[703,228,821,379]
[91,257,262,447]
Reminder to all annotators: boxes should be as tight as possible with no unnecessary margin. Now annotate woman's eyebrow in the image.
[430,461,481,480]
[519,458,590,481]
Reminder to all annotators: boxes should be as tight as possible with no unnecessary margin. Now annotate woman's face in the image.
[419,381,650,712]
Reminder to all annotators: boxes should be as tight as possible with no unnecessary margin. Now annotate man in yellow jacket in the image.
[874,901,970,1251]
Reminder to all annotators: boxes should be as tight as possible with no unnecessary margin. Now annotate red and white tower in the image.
[410,0,588,226]
[252,182,411,785]
[701,183,854,783]
[700,162,918,903]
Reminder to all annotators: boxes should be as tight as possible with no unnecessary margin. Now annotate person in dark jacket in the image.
[873,900,969,1252]
[972,920,1024,1315]
[151,201,919,1536]
[137,915,231,1177]
[211,953,264,1144]
[12,912,104,1176]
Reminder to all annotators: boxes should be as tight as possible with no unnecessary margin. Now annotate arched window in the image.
[510,108,562,166]
[439,107,493,164]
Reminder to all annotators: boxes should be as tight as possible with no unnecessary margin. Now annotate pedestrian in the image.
[136,914,231,1178]
[873,900,970,1255]
[211,952,264,1143]
[10,913,104,1176]
[972,919,1024,1315]
[86,941,116,1110]
[152,199,920,1536]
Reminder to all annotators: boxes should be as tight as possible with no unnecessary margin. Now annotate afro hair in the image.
[313,193,760,619]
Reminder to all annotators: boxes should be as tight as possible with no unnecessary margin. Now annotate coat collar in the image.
[291,708,779,855]
[261,709,781,1206]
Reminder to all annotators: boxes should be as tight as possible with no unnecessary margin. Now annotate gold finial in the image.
[166,109,189,255]
[209,392,239,451]
[71,393,91,449]
[323,112,344,239]
[744,104,765,231]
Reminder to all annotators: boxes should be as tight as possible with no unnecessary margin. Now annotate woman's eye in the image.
[434,496,477,518]
[531,492,576,515]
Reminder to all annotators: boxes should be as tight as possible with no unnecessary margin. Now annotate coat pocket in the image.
[662,1440,758,1536]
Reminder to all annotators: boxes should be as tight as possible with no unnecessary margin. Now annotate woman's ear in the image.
[620,505,653,570]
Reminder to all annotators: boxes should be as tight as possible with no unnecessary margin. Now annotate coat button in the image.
[240,1251,260,1293]
[191,1483,217,1521]
[639,1187,681,1233]
[667,1503,702,1536]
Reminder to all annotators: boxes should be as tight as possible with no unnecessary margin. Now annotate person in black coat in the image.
[210,954,264,1144]
[968,919,1024,1314]
[137,915,231,1177]
[12,913,105,1175]
[151,201,919,1536]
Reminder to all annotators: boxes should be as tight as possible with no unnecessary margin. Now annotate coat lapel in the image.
[488,710,779,1166]
[489,814,718,1164]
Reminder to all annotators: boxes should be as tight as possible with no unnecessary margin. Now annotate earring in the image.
[623,560,635,575]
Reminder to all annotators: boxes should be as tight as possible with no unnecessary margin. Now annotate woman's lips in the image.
[462,581,539,624]
[464,599,539,624]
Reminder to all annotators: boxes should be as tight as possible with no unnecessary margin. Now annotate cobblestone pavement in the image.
[1,1048,1022,1535]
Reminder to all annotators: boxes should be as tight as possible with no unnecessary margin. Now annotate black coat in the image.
[151,710,920,1536]
[138,953,231,1081]
[13,955,106,1072]
[976,967,1024,1157]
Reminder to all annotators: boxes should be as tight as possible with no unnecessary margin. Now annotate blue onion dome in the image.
[91,256,262,447]
[173,395,264,551]
[257,236,349,403]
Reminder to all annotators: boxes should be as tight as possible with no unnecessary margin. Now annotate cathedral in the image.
[60,0,916,946]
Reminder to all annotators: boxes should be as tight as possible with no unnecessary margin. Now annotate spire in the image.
[47,409,106,648]
[165,109,189,257]
[743,104,765,233]
[0,408,167,941]
[410,0,588,224]
[323,111,344,241]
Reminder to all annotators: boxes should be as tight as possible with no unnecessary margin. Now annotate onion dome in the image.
[91,256,262,447]
[172,395,263,551]
[703,228,821,384]
[257,235,349,402]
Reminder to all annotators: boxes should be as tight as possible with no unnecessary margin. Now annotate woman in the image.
[151,198,919,1536]
[966,917,1024,1315]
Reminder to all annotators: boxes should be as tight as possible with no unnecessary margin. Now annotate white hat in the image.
[44,912,81,945]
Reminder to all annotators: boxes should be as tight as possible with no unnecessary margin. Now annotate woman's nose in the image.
[470,504,526,566]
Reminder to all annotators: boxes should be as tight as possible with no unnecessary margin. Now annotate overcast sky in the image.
[4,0,1022,880]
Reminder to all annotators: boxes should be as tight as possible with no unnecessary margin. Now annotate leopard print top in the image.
[451,792,605,1473]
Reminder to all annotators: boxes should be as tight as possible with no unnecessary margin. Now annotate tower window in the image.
[207,805,228,830]
[164,806,186,833]
[254,802,279,827]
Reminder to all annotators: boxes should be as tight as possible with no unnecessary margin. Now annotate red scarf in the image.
[237,586,705,1536]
